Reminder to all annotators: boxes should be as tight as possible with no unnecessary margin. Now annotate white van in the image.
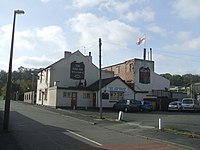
[181,98,200,111]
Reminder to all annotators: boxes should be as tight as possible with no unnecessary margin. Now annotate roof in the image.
[56,77,118,91]
[56,76,133,92]
[103,58,154,69]
[38,50,86,73]
[57,86,89,91]
[88,76,132,91]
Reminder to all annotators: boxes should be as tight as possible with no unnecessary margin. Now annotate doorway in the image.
[92,93,96,107]
[71,92,77,108]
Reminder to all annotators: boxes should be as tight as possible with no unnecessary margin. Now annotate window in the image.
[44,89,48,100]
[110,92,124,100]
[63,92,71,98]
[102,92,109,99]
[46,69,48,83]
[83,93,90,99]
[63,92,66,97]
[39,90,42,100]
[129,63,133,72]
[117,66,120,74]
[40,73,42,83]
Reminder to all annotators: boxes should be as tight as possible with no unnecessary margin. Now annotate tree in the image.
[160,73,200,86]
[0,70,7,95]
[0,66,40,100]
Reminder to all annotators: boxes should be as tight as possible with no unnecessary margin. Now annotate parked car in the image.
[168,101,182,111]
[140,101,153,112]
[113,99,140,112]
[181,98,200,112]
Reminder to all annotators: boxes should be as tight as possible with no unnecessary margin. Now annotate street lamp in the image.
[3,9,25,130]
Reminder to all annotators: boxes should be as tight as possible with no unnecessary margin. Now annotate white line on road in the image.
[66,129,102,146]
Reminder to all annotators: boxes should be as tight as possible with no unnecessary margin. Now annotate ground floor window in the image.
[44,89,48,100]
[83,93,90,99]
[63,92,71,98]
[39,90,42,100]
[110,92,124,100]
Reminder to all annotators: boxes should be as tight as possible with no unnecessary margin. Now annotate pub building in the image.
[36,50,135,108]
[36,50,169,108]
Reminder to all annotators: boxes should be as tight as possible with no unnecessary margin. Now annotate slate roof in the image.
[57,76,136,92]
[57,77,121,91]
[88,76,124,91]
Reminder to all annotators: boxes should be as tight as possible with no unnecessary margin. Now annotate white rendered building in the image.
[36,50,135,108]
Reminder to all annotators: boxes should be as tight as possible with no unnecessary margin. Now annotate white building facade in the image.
[36,50,135,108]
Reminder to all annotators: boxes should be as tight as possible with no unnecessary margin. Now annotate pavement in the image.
[0,101,200,150]
[0,116,22,150]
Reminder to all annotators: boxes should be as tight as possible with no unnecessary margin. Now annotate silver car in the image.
[168,101,182,111]
[181,98,200,112]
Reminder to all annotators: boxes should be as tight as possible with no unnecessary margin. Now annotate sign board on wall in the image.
[107,87,128,92]
[139,67,150,84]
[70,61,85,80]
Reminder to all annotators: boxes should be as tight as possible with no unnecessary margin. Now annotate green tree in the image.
[0,70,7,96]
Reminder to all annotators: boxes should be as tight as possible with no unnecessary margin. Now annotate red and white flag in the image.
[136,35,146,45]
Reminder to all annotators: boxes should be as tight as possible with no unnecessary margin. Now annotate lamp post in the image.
[3,9,25,130]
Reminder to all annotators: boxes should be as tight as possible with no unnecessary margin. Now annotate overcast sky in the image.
[1,0,200,75]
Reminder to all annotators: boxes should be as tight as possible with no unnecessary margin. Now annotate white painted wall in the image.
[49,51,113,88]
[36,50,113,106]
[97,78,135,108]
[134,59,169,92]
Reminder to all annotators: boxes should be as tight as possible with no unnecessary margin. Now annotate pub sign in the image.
[139,67,150,84]
[70,61,85,80]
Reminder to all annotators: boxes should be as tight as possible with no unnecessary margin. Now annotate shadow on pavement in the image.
[0,111,106,150]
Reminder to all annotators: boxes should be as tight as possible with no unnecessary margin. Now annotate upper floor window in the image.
[46,69,48,83]
[40,73,42,83]
[129,63,133,72]
[116,66,120,74]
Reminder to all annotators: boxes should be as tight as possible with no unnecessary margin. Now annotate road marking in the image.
[66,129,102,146]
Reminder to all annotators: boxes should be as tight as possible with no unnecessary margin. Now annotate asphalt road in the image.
[0,101,183,150]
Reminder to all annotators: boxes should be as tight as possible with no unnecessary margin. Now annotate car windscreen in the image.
[182,99,193,104]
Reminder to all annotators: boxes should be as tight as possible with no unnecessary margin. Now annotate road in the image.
[0,101,182,150]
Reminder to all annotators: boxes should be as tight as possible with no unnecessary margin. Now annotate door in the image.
[71,92,77,108]
[92,93,96,107]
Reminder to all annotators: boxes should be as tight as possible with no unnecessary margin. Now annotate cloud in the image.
[0,24,69,71]
[72,0,105,8]
[100,0,132,14]
[40,0,50,3]
[126,7,155,22]
[163,33,200,51]
[176,31,192,41]
[0,25,11,52]
[69,13,140,51]
[14,56,54,69]
[72,0,148,16]
[154,53,200,74]
[35,26,68,51]
[0,24,35,52]
[147,25,167,37]
[172,0,200,20]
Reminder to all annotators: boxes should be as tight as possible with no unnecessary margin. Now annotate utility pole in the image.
[99,38,102,119]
